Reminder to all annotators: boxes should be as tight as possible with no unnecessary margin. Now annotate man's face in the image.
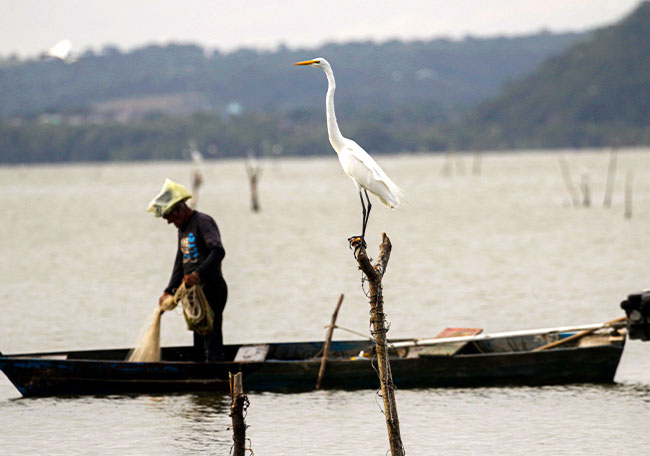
[163,204,184,228]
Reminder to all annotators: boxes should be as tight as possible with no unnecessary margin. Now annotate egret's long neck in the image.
[323,66,345,153]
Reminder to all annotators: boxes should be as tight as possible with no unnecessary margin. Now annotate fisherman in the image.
[148,178,228,362]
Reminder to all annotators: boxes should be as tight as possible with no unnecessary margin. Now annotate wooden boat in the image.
[0,322,626,397]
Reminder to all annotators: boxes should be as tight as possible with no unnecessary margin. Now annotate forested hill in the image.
[3,2,650,164]
[0,32,583,117]
[455,1,650,149]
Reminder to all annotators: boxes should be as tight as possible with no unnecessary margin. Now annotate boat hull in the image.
[0,342,624,397]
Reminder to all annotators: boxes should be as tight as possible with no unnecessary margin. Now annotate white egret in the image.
[294,58,404,245]
[41,39,78,64]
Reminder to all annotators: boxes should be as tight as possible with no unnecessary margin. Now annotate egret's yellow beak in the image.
[294,59,317,66]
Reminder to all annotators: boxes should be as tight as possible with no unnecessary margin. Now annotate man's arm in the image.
[195,214,225,281]
[197,246,225,280]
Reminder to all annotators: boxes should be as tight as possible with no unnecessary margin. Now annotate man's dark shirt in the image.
[165,211,225,295]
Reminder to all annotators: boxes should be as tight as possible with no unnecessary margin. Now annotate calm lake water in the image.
[2,149,650,455]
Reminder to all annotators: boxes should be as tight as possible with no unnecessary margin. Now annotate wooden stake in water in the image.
[603,148,617,208]
[472,150,482,177]
[316,293,344,390]
[559,157,580,207]
[625,169,634,219]
[245,154,262,212]
[189,145,204,209]
[189,168,203,209]
[579,171,591,208]
[349,233,404,456]
[229,372,247,456]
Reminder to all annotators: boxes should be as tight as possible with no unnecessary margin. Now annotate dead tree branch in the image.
[349,233,404,456]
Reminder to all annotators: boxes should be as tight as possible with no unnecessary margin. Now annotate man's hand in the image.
[158,292,173,307]
[182,271,201,288]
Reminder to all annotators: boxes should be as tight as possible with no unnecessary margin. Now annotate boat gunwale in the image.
[0,336,625,365]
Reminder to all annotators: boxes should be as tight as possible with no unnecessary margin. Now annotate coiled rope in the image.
[162,282,214,335]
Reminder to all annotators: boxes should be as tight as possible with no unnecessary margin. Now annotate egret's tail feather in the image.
[377,183,406,209]
[395,185,408,206]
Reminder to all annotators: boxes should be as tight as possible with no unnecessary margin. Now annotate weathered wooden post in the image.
[316,293,345,390]
[472,150,482,177]
[625,169,634,219]
[442,150,453,177]
[189,146,203,209]
[189,168,203,209]
[603,148,617,208]
[559,157,580,207]
[349,233,405,456]
[229,372,248,456]
[579,170,591,208]
[245,154,262,212]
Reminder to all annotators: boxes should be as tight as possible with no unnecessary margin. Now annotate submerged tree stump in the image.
[349,233,405,456]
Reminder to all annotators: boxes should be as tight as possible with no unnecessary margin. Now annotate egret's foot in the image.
[348,235,367,250]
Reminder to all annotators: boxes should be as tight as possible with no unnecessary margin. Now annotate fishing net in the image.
[127,306,166,363]
[127,283,214,362]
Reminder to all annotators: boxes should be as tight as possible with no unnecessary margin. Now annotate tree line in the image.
[1,3,649,164]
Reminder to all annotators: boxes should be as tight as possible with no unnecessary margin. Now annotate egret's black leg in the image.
[359,190,367,237]
[349,190,372,251]
[361,189,372,240]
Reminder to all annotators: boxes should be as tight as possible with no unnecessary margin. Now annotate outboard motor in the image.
[621,291,650,340]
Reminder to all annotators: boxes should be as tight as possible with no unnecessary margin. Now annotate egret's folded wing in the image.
[342,141,403,208]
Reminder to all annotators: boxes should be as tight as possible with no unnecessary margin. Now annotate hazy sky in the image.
[2,0,642,58]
